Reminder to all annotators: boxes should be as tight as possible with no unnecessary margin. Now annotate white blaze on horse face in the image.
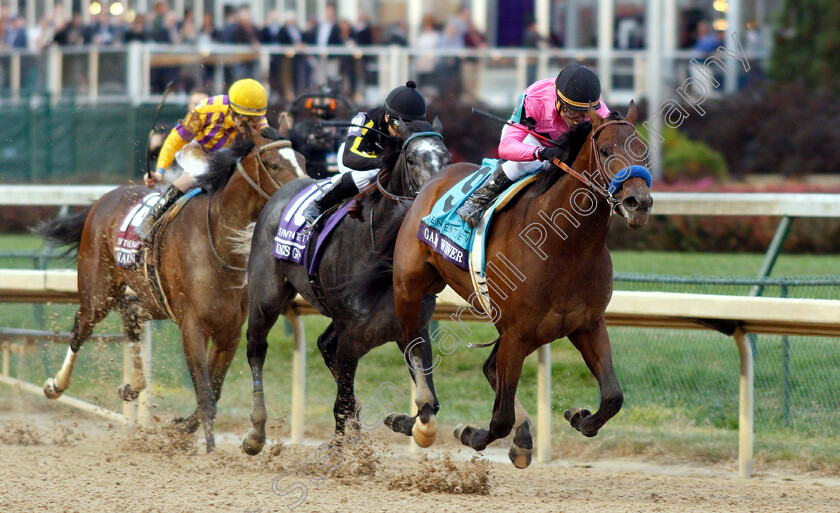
[278,147,306,178]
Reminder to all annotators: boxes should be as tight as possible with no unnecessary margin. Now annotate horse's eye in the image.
[600,147,610,157]
[407,156,414,165]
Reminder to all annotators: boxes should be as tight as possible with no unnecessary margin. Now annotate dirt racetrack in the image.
[1,397,839,513]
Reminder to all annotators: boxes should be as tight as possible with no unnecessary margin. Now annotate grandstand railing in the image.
[0,43,770,109]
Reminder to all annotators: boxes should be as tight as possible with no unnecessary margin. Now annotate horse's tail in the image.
[337,202,411,303]
[32,206,93,258]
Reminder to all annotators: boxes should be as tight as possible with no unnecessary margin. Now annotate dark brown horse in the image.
[36,126,305,452]
[390,103,652,468]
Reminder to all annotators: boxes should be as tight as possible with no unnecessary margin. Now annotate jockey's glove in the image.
[537,146,566,163]
[154,167,165,180]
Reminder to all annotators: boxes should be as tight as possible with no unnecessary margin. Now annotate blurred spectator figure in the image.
[219,8,238,43]
[314,4,342,47]
[109,12,128,45]
[5,15,28,49]
[278,11,308,99]
[260,10,283,101]
[225,7,259,81]
[53,12,84,46]
[522,18,548,85]
[82,12,114,46]
[385,20,408,46]
[259,10,281,43]
[124,13,148,43]
[179,9,198,44]
[690,21,723,98]
[197,12,218,50]
[353,11,375,97]
[616,6,644,49]
[353,12,373,46]
[337,19,357,97]
[0,6,9,45]
[437,21,463,96]
[31,12,57,51]
[461,15,487,102]
[415,16,441,90]
[149,1,175,42]
[310,4,342,85]
[150,2,179,92]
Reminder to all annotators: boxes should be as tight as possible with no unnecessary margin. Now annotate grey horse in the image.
[239,119,451,455]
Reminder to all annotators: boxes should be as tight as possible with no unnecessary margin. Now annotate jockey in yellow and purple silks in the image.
[457,63,611,228]
[135,78,270,241]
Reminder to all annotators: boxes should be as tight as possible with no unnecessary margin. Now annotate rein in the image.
[210,138,294,272]
[235,139,293,201]
[551,119,635,207]
[348,131,444,218]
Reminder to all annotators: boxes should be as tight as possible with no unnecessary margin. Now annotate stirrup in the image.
[457,200,487,229]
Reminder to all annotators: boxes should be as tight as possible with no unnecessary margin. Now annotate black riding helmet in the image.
[384,81,426,121]
[555,64,601,111]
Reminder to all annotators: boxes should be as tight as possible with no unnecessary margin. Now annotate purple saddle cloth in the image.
[272,180,352,275]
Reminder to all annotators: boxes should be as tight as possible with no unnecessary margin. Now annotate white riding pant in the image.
[174,141,210,178]
[334,142,379,190]
[500,134,548,181]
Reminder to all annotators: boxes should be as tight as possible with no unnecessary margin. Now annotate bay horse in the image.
[390,103,652,468]
[36,126,305,452]
[239,119,451,455]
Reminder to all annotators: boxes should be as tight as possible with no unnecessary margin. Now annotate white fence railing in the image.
[2,188,839,478]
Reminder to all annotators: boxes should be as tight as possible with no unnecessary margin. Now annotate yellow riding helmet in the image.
[228,79,268,116]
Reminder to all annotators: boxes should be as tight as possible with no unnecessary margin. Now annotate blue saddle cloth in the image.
[272,180,351,275]
[417,159,538,272]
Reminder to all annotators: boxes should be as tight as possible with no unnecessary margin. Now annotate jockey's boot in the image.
[303,172,360,226]
[456,164,512,229]
[135,185,184,242]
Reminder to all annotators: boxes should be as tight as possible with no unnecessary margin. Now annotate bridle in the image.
[235,139,299,201]
[209,138,299,272]
[376,131,445,203]
[553,119,636,208]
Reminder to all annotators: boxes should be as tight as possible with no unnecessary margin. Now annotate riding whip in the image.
[470,107,560,147]
[145,80,175,180]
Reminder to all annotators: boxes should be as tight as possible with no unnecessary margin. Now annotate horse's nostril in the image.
[623,196,638,210]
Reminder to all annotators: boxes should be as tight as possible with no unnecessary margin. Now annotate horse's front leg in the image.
[460,339,534,468]
[180,314,215,453]
[565,317,623,437]
[455,332,526,454]
[241,300,284,455]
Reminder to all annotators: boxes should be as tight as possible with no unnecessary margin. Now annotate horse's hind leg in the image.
[44,275,121,399]
[454,339,534,468]
[565,318,623,437]
[114,295,149,402]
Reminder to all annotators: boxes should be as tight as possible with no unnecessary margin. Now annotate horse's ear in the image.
[397,117,412,140]
[588,105,604,129]
[432,116,443,133]
[626,100,638,124]
[277,112,290,136]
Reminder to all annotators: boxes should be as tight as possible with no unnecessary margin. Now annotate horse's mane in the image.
[531,110,624,195]
[193,127,283,193]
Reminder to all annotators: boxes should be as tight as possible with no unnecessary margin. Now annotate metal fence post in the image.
[733,326,753,478]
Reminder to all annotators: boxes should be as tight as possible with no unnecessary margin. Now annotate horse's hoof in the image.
[509,443,533,469]
[43,378,64,399]
[454,423,475,444]
[412,415,437,448]
[117,383,139,402]
[242,430,265,456]
[564,407,592,433]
